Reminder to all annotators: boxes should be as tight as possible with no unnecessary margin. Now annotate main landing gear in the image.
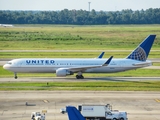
[76,72,84,79]
[14,72,18,79]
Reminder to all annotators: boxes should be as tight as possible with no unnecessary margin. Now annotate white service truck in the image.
[77,104,127,120]
[31,112,45,120]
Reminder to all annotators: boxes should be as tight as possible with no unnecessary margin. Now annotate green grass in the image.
[0,24,160,50]
[153,62,160,66]
[0,81,159,91]
[0,51,160,59]
[0,51,128,58]
[0,51,148,59]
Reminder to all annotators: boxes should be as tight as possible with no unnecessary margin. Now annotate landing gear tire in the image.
[120,118,124,120]
[80,75,84,79]
[76,75,84,79]
[14,73,18,79]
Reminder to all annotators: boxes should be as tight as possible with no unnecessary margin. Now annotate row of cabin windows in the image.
[54,63,100,65]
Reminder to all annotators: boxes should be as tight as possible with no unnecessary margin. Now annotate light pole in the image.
[88,2,91,12]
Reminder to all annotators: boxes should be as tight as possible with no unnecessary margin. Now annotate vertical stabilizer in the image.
[66,106,85,120]
[127,35,156,61]
[97,52,105,58]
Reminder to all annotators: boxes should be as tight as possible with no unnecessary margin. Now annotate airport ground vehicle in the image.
[61,104,127,120]
[78,104,127,120]
[31,112,45,120]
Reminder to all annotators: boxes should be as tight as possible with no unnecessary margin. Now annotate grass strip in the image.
[0,51,160,59]
[0,25,160,50]
[0,81,159,91]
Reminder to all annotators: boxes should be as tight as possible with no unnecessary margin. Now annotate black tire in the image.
[76,75,79,79]
[112,118,117,120]
[80,75,84,79]
[120,118,124,120]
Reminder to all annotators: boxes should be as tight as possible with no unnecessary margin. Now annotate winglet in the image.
[66,106,85,120]
[97,52,105,59]
[102,56,113,66]
[127,35,156,61]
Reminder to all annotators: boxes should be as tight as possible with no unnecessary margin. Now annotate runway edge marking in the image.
[155,99,160,102]
[43,100,49,103]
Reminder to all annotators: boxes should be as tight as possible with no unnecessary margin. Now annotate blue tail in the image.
[66,106,85,120]
[97,52,105,58]
[127,35,156,61]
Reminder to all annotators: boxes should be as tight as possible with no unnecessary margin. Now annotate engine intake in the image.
[56,68,73,77]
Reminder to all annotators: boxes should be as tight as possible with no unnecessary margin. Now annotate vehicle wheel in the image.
[80,75,84,79]
[15,76,18,79]
[120,118,124,120]
[112,118,117,120]
[62,111,65,114]
[76,75,79,79]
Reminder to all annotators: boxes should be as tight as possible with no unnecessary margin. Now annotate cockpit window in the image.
[7,62,12,65]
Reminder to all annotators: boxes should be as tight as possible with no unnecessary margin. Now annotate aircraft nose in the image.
[3,64,9,70]
[3,64,6,69]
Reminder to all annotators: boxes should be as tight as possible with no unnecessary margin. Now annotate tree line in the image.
[0,8,160,25]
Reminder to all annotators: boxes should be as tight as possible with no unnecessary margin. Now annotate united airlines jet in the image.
[3,35,156,79]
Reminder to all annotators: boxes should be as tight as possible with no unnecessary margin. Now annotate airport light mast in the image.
[88,2,91,12]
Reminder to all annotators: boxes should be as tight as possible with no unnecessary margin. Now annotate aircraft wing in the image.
[67,56,113,72]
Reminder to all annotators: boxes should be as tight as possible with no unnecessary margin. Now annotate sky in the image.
[0,0,159,11]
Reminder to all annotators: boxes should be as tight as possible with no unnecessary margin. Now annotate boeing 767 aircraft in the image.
[3,35,156,79]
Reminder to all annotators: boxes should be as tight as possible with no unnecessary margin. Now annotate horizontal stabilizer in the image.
[132,62,152,67]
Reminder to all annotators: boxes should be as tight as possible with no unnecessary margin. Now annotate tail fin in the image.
[97,52,105,58]
[66,106,85,120]
[127,35,156,61]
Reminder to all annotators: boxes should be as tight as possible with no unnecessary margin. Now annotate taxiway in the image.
[0,77,160,82]
[0,77,160,120]
[0,91,160,120]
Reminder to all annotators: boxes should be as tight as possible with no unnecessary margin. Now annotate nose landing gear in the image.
[14,73,18,79]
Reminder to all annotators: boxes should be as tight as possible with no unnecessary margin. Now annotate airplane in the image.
[3,53,112,79]
[66,106,85,120]
[0,24,13,27]
[3,35,156,79]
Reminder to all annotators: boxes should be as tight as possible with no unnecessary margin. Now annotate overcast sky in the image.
[0,0,159,11]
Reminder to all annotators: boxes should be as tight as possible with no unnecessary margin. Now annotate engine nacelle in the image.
[56,68,74,77]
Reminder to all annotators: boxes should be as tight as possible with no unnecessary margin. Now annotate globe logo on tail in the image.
[127,47,147,61]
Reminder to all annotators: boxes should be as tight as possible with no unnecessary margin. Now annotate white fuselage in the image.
[3,58,152,73]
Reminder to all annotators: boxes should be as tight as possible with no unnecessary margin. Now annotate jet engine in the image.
[56,68,73,77]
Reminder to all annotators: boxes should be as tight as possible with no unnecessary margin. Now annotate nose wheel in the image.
[14,73,18,79]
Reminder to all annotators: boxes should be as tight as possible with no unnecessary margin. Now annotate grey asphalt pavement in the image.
[0,91,160,120]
